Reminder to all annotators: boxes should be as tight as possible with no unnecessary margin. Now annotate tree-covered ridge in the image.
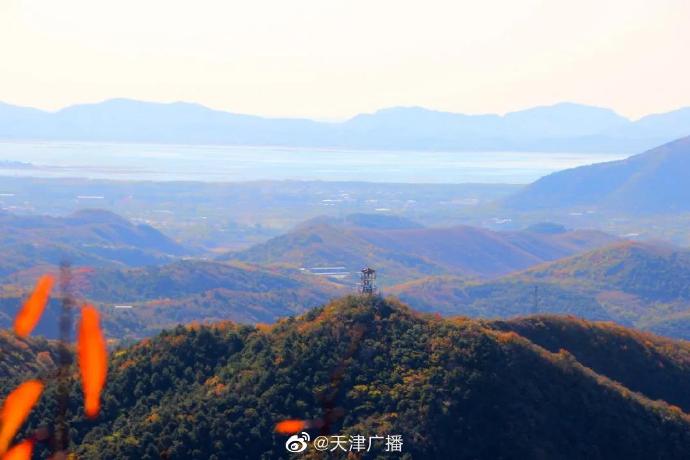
[226,219,617,284]
[521,241,690,297]
[0,209,188,277]
[488,315,690,413]
[12,296,690,459]
[83,260,320,301]
[389,275,611,319]
[391,241,690,340]
[0,260,345,340]
[0,330,61,385]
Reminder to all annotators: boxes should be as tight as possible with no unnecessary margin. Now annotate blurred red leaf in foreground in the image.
[0,381,44,454]
[77,305,108,418]
[13,275,54,338]
[275,419,307,434]
[1,439,33,460]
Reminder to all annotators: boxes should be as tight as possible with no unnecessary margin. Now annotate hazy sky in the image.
[1,0,689,120]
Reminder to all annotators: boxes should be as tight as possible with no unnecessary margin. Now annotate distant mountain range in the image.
[225,216,618,284]
[391,241,690,340]
[13,296,690,458]
[1,99,689,152]
[502,135,690,213]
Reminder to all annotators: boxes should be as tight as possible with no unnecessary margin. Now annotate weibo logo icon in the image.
[285,432,310,453]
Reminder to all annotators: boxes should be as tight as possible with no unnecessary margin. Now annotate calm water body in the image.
[0,141,629,184]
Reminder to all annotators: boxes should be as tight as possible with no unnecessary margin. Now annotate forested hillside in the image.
[0,330,61,385]
[0,209,188,277]
[490,315,690,412]
[228,220,617,284]
[0,260,345,340]
[392,241,690,340]
[10,296,690,459]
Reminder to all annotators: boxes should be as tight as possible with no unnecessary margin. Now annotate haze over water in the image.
[0,141,628,184]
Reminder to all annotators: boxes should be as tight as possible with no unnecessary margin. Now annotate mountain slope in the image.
[0,260,345,339]
[0,209,188,277]
[16,296,690,459]
[490,315,690,413]
[503,135,690,213]
[389,274,611,319]
[0,330,61,386]
[227,219,618,284]
[1,99,687,152]
[392,241,690,339]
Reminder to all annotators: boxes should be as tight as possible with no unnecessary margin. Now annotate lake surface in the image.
[0,141,629,184]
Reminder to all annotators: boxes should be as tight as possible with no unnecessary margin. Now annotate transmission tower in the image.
[359,267,378,295]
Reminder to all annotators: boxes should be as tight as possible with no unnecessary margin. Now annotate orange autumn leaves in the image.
[0,275,108,457]
[78,305,108,418]
[0,381,43,454]
[1,440,32,460]
[13,275,54,338]
[275,419,307,435]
